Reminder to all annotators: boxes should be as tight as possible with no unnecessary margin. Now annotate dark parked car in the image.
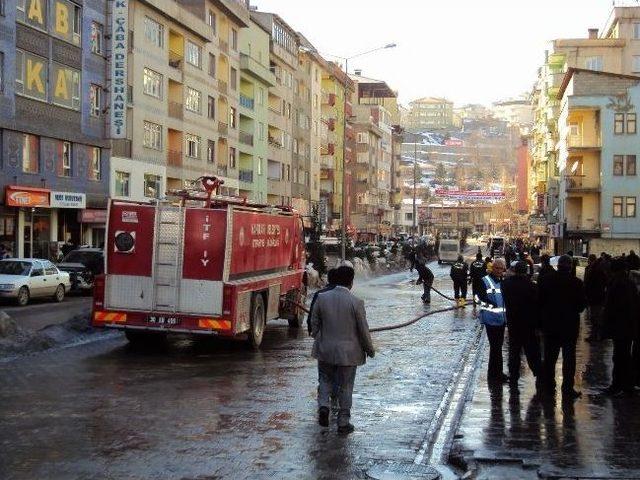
[57,248,104,293]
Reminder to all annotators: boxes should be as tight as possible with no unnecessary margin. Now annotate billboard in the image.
[434,189,506,201]
[110,0,129,138]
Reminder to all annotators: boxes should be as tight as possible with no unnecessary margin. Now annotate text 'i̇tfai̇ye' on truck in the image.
[92,176,307,348]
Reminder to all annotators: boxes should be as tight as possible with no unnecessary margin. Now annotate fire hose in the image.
[284,285,464,333]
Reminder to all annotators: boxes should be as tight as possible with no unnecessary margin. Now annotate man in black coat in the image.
[602,257,639,395]
[536,254,555,287]
[538,255,587,399]
[626,250,640,271]
[502,261,542,390]
[584,255,607,342]
[469,253,487,307]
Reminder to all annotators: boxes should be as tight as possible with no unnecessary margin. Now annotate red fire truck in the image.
[92,177,306,348]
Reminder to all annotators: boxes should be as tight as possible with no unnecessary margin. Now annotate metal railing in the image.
[168,51,183,69]
[565,174,600,190]
[239,94,254,110]
[239,130,254,146]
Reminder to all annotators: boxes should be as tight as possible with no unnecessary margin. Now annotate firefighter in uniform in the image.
[477,258,508,383]
[469,253,487,308]
[450,254,469,307]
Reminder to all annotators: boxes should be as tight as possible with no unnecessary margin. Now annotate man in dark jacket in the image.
[450,254,469,307]
[502,261,542,389]
[584,255,607,342]
[538,255,587,399]
[602,257,639,395]
[469,253,487,308]
[415,245,434,303]
[626,250,640,271]
[536,254,555,287]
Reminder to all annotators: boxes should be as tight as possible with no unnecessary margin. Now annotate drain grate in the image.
[366,462,441,480]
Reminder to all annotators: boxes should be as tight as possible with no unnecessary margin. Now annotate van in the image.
[438,239,460,264]
[489,237,505,256]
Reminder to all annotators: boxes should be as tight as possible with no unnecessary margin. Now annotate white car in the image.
[0,258,71,306]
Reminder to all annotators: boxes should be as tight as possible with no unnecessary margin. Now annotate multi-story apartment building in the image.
[556,68,640,255]
[530,6,640,242]
[492,97,534,127]
[406,97,454,132]
[349,74,397,240]
[238,17,275,203]
[251,11,297,207]
[108,0,250,205]
[318,62,353,233]
[0,0,111,257]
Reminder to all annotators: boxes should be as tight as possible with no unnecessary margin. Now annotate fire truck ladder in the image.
[152,204,184,312]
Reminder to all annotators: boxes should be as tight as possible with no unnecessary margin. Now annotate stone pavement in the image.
[450,316,640,479]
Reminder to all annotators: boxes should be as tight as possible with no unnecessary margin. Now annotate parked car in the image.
[57,248,104,293]
[0,258,71,306]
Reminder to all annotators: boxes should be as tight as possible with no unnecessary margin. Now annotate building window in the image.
[185,133,200,158]
[615,113,625,134]
[144,174,161,198]
[115,171,130,197]
[89,84,101,117]
[0,0,4,16]
[208,53,216,77]
[635,22,640,39]
[230,67,237,90]
[627,155,637,176]
[91,147,101,180]
[186,41,201,68]
[627,197,637,217]
[185,87,201,114]
[207,140,215,163]
[614,155,624,175]
[143,68,162,99]
[22,134,39,173]
[613,196,624,217]
[207,95,215,120]
[15,50,48,102]
[585,56,603,71]
[229,106,236,128]
[229,147,236,168]
[627,113,636,134]
[0,51,4,93]
[61,141,72,177]
[90,22,103,54]
[231,28,238,51]
[144,17,164,47]
[207,10,216,35]
[143,121,162,150]
[634,56,640,73]
[51,62,80,110]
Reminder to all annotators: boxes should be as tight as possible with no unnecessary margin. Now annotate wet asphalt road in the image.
[2,295,92,331]
[0,263,479,480]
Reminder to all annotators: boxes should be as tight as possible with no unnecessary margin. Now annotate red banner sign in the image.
[434,189,506,201]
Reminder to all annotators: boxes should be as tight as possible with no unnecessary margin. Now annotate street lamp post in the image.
[413,140,417,236]
[336,43,396,261]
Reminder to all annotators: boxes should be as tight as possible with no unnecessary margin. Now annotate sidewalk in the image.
[450,317,640,479]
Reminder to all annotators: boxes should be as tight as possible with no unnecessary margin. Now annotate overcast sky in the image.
[253,0,619,107]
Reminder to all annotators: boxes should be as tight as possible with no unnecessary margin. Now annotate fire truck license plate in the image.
[147,315,180,326]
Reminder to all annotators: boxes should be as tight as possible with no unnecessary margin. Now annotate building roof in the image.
[410,97,453,105]
[558,67,640,99]
[349,73,396,98]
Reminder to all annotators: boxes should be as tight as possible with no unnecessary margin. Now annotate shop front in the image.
[79,209,107,248]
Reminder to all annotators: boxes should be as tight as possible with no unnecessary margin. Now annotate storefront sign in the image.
[50,191,86,208]
[79,209,108,223]
[109,0,129,138]
[434,189,506,201]
[5,186,50,207]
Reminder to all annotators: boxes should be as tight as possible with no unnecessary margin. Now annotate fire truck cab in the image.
[92,177,306,349]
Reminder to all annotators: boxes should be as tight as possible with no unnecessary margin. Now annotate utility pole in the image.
[340,58,349,262]
[413,140,417,236]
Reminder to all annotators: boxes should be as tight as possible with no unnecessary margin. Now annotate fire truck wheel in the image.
[247,294,266,349]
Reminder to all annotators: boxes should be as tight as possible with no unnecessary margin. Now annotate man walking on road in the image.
[414,246,434,304]
[450,254,469,307]
[539,255,586,399]
[310,266,375,434]
[469,253,487,308]
[502,261,542,390]
[477,258,508,383]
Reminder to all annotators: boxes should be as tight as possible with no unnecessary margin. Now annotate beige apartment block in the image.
[111,0,249,202]
[406,96,454,132]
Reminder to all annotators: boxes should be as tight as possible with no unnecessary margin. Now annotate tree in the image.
[435,162,446,182]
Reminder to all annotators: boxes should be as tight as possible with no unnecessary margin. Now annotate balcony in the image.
[567,134,601,149]
[321,143,335,156]
[239,130,254,146]
[168,102,183,120]
[169,50,183,70]
[218,121,228,135]
[240,53,276,86]
[565,175,600,193]
[322,92,336,106]
[239,169,253,183]
[168,150,183,167]
[219,38,229,54]
[239,94,254,110]
[218,79,228,95]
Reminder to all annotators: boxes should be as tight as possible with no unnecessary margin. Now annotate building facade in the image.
[0,0,111,257]
[406,97,453,131]
[556,68,640,255]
